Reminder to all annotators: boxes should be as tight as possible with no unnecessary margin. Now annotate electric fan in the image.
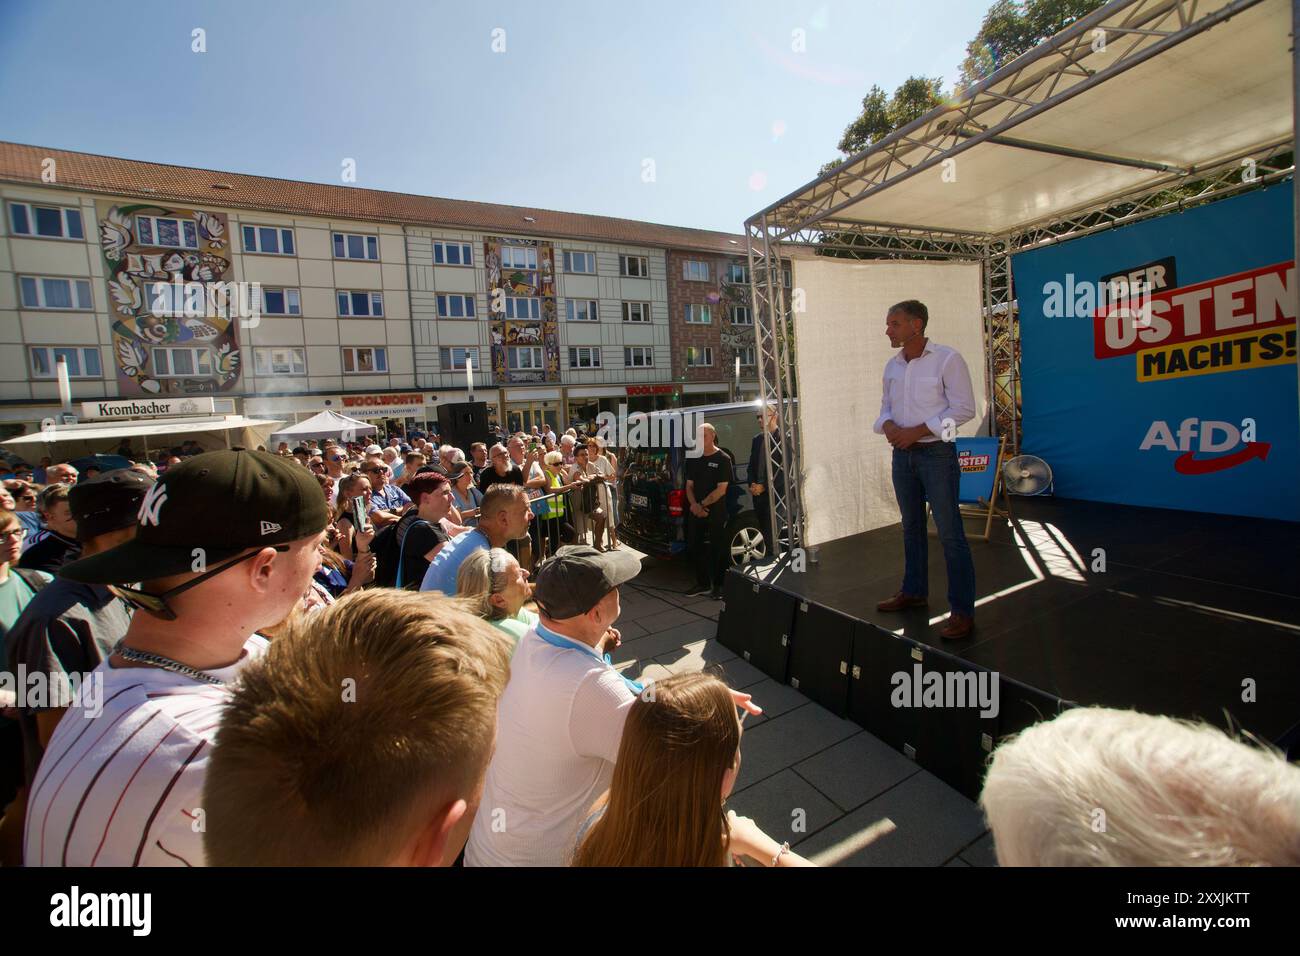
[1002,455,1053,496]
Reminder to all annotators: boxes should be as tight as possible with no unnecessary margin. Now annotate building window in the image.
[337,290,384,317]
[508,346,544,370]
[254,347,307,376]
[434,241,473,266]
[725,262,750,284]
[136,215,199,250]
[29,347,101,379]
[737,347,756,367]
[8,202,84,241]
[682,260,710,282]
[624,346,653,368]
[783,267,792,288]
[261,288,301,316]
[566,299,598,322]
[619,255,648,278]
[333,232,380,261]
[152,346,213,378]
[500,245,538,270]
[569,347,602,368]
[437,294,476,319]
[621,301,651,323]
[439,347,480,371]
[342,347,388,374]
[502,296,540,320]
[686,346,714,367]
[563,251,596,274]
[685,304,712,324]
[241,225,296,256]
[729,305,752,325]
[19,276,93,311]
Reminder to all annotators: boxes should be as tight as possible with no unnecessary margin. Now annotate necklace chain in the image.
[113,641,226,686]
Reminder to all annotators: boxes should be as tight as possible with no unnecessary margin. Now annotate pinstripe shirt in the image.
[23,635,267,867]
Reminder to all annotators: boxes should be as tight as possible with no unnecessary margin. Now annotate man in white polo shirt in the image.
[465,545,641,867]
[23,450,328,867]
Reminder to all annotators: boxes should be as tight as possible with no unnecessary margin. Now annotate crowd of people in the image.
[0,425,1295,869]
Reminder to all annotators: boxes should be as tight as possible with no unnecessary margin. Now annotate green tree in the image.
[959,0,1104,90]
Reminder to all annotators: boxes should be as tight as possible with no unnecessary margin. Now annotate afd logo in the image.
[1139,417,1270,474]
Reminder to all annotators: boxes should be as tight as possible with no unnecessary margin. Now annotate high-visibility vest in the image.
[542,471,566,518]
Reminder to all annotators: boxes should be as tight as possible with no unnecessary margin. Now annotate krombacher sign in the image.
[82,397,217,420]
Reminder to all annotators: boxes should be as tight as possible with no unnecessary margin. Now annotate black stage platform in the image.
[717,496,1300,799]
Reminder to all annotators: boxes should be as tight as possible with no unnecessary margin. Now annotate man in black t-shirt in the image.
[684,424,734,599]
[394,472,455,588]
[477,443,524,495]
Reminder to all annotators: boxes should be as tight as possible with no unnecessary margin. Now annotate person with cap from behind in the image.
[464,545,762,867]
[0,470,152,863]
[23,450,329,867]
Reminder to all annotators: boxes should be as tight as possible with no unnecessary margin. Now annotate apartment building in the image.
[0,142,758,443]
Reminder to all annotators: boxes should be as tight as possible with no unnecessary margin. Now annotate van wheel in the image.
[727,515,766,567]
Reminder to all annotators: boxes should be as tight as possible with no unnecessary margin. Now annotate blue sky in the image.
[0,0,987,234]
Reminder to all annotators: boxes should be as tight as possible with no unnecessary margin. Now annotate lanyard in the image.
[534,622,643,695]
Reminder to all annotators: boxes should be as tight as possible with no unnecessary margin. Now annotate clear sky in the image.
[0,0,987,234]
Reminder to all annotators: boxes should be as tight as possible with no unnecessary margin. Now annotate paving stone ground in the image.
[613,548,996,867]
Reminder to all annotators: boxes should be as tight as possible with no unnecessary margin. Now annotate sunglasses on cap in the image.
[108,545,291,621]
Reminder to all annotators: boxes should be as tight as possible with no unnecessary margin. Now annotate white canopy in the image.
[269,409,376,443]
[753,0,1292,240]
[2,415,284,445]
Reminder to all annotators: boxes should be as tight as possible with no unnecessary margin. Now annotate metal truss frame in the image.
[744,0,1294,561]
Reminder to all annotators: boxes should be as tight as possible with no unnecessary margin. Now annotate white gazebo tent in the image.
[269,409,377,444]
[2,414,285,461]
[745,0,1296,555]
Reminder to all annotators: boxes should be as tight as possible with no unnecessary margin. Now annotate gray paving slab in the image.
[735,678,809,719]
[727,768,843,849]
[735,701,861,788]
[636,605,706,633]
[797,772,988,867]
[652,638,737,675]
[708,654,768,691]
[610,627,709,666]
[958,830,999,867]
[793,731,921,812]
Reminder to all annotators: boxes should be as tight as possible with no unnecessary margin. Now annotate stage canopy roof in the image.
[750,0,1293,242]
[269,409,376,443]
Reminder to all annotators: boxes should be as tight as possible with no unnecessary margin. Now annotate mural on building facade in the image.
[484,236,559,384]
[96,201,242,396]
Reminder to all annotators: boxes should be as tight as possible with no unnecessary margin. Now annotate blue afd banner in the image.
[957,437,1000,505]
[1013,182,1297,521]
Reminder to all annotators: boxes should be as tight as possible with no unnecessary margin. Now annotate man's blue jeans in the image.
[891,441,976,617]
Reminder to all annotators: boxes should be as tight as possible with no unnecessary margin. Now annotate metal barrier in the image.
[525,479,617,566]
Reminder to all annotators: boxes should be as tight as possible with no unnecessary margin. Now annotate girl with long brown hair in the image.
[572,672,814,867]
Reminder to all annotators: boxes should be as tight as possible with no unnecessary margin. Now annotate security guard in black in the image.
[685,432,734,597]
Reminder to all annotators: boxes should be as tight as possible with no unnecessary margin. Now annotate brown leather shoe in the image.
[876,591,928,612]
[939,614,975,640]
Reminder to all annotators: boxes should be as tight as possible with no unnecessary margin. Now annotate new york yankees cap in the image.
[60,449,329,585]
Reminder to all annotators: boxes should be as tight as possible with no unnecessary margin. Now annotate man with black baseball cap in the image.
[24,450,329,867]
[1,468,151,862]
[465,545,642,866]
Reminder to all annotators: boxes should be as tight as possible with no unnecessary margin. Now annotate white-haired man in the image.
[980,707,1300,866]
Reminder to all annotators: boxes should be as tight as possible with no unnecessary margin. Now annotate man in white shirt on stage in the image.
[872,300,978,639]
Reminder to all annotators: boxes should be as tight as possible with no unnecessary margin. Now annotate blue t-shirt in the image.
[368,483,411,514]
[419,528,490,596]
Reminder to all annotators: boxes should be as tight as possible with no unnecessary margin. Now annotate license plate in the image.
[630,494,649,508]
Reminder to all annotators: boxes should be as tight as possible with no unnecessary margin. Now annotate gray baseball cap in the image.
[532,545,641,619]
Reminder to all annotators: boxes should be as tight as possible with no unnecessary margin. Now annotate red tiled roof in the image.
[0,141,751,255]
